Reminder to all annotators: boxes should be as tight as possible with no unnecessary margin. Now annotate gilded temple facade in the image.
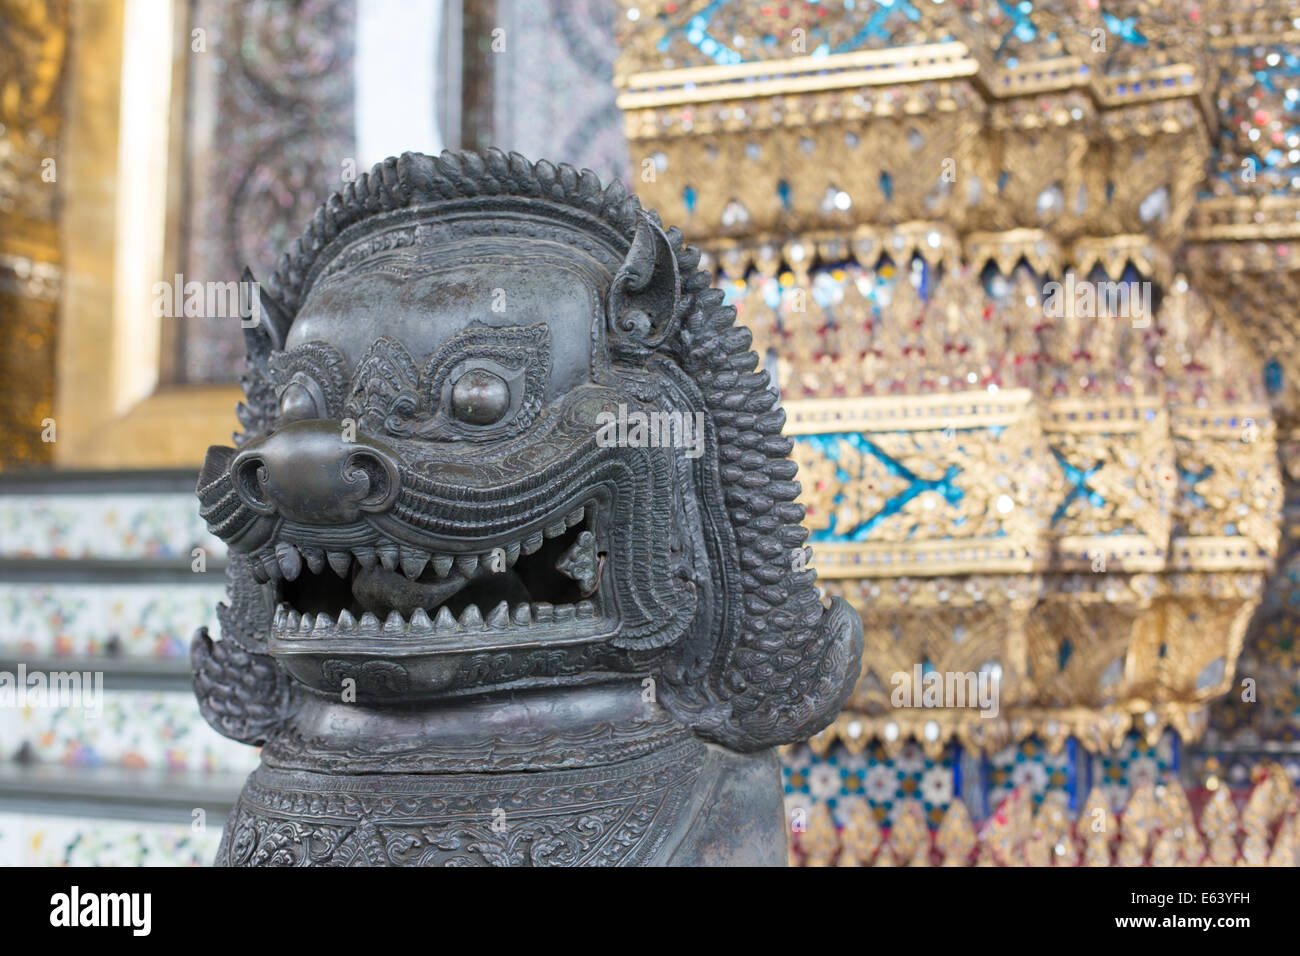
[615,0,1300,864]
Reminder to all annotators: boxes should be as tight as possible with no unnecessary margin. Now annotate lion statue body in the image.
[193,150,863,866]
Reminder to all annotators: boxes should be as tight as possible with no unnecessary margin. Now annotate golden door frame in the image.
[55,0,239,469]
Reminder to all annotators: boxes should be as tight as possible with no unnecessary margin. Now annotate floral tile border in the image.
[0,811,222,866]
[0,582,224,658]
[0,494,223,560]
[1,689,261,775]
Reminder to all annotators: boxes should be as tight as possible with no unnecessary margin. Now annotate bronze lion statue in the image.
[193,149,862,866]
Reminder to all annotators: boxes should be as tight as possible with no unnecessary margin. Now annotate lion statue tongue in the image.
[350,563,474,617]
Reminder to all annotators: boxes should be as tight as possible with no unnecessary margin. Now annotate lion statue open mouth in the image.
[193,149,863,866]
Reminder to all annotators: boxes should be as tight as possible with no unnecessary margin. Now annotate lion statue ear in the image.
[240,266,293,351]
[607,210,681,357]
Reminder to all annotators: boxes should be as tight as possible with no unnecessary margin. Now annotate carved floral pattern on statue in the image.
[220,741,703,866]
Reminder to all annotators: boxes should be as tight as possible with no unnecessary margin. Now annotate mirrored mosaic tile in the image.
[782,739,958,829]
[986,737,1078,808]
[1090,731,1178,810]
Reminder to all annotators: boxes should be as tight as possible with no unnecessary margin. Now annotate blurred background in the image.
[1,0,1299,865]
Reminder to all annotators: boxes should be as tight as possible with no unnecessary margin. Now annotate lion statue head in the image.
[195,149,862,754]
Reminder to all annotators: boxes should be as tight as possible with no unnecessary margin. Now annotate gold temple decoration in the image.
[887,799,929,865]
[0,0,243,470]
[615,0,1285,756]
[1081,787,1116,867]
[617,0,1211,251]
[1183,0,1300,426]
[797,803,842,868]
[836,798,882,867]
[0,0,68,470]
[934,798,976,866]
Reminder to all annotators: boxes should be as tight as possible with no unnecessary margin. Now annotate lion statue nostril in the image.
[223,422,403,524]
[341,449,400,513]
[231,454,276,515]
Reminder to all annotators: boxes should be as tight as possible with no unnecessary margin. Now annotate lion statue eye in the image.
[268,343,348,426]
[450,367,512,425]
[420,324,551,440]
[434,357,529,435]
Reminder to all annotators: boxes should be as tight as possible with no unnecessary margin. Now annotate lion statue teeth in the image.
[192,149,863,866]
